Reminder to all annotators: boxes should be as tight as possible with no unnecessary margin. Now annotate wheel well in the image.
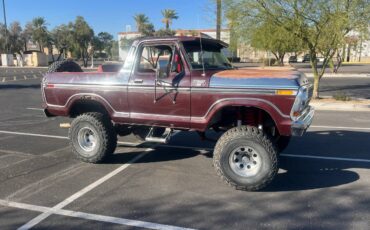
[69,100,109,118]
[209,106,279,135]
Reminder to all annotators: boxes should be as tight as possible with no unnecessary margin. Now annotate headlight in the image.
[290,86,309,121]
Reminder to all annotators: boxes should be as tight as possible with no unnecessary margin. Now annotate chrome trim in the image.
[192,87,277,95]
[199,97,291,119]
[45,93,130,118]
[130,112,190,120]
[51,83,297,95]
[129,86,191,92]
[50,84,127,90]
[291,106,315,136]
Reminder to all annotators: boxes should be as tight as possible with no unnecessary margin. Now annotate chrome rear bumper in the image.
[291,106,315,136]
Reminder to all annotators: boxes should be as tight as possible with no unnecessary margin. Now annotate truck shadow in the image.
[0,84,41,90]
[112,130,369,191]
[265,129,370,191]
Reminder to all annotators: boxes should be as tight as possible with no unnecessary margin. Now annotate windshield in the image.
[182,40,233,70]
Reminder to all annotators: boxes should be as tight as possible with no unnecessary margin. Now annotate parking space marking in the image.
[23,76,27,80]
[311,125,370,131]
[0,130,68,140]
[280,153,370,163]
[18,148,154,230]
[1,129,370,164]
[13,76,16,81]
[26,108,45,111]
[0,200,194,230]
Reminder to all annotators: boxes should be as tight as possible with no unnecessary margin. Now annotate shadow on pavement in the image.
[111,130,370,192]
[0,84,41,90]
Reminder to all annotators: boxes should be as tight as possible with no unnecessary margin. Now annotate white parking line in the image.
[13,76,16,81]
[0,130,68,140]
[2,77,4,82]
[0,199,194,230]
[311,125,370,131]
[23,75,27,80]
[26,107,44,111]
[280,153,370,163]
[18,148,154,230]
[1,129,370,164]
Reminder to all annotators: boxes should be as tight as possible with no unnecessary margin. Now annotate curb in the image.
[310,101,370,111]
[304,73,370,78]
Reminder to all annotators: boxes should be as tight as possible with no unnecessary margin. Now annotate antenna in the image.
[197,16,206,77]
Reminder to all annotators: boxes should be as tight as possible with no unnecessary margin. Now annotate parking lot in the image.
[1,68,370,229]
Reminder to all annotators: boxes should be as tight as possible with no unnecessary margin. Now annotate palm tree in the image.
[161,9,178,30]
[31,17,48,51]
[133,14,149,33]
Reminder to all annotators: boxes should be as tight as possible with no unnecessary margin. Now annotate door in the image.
[128,41,191,128]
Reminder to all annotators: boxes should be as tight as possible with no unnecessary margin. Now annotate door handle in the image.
[134,79,143,84]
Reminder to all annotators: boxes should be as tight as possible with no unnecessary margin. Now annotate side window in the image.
[137,45,173,73]
[171,50,184,73]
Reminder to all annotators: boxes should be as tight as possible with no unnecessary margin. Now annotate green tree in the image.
[21,22,33,52]
[8,22,24,56]
[97,32,114,57]
[71,16,94,67]
[133,14,155,36]
[225,0,370,98]
[154,29,176,37]
[110,40,119,60]
[120,37,134,50]
[31,17,48,52]
[51,24,72,60]
[250,20,302,66]
[0,23,7,53]
[161,9,178,30]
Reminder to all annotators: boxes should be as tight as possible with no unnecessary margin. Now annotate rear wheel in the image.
[47,60,83,73]
[69,112,117,163]
[213,126,278,191]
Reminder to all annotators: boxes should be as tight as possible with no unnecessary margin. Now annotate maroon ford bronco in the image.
[42,36,314,191]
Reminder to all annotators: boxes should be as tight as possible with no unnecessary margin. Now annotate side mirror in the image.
[156,60,169,79]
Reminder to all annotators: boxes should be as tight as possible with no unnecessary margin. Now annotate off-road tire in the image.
[213,126,278,191]
[69,112,117,163]
[47,60,83,73]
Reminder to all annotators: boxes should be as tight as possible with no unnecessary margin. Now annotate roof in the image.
[132,36,229,47]
[118,28,230,35]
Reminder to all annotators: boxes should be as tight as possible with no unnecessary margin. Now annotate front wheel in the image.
[213,126,278,191]
[69,112,117,163]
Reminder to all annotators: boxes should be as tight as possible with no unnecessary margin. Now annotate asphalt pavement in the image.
[0,68,370,229]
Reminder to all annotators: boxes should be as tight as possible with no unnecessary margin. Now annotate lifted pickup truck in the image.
[42,36,314,191]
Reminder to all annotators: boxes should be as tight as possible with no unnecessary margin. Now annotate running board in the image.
[145,128,173,144]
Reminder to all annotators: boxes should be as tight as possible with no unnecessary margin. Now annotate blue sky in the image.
[3,0,218,40]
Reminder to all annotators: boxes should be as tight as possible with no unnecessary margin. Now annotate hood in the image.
[210,69,309,90]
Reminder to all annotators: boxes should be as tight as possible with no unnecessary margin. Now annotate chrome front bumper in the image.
[291,106,315,136]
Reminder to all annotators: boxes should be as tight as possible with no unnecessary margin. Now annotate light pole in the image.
[2,0,8,53]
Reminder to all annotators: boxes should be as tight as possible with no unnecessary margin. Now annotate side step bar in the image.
[145,127,173,144]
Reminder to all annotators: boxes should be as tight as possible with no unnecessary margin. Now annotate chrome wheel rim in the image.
[77,127,97,153]
[229,146,262,177]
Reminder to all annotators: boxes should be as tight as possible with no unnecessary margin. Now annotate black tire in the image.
[47,60,83,73]
[69,112,117,163]
[276,136,291,153]
[213,126,278,191]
